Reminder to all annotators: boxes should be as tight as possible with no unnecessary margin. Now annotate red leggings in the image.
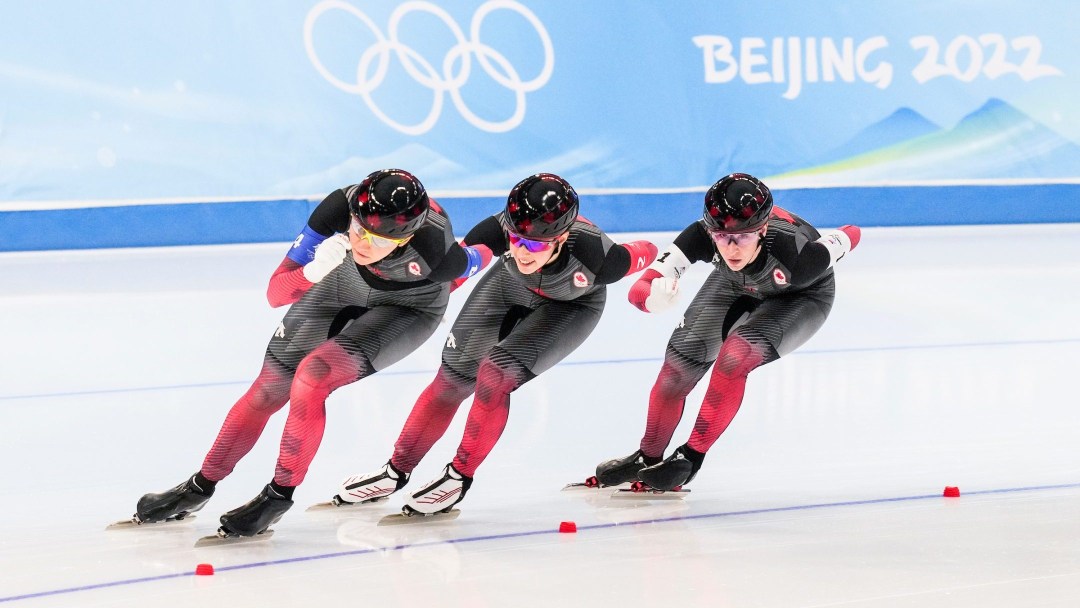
[201,340,368,486]
[391,347,530,478]
[641,334,766,457]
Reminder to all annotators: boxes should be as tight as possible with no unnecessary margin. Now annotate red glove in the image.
[839,225,861,250]
[621,240,658,276]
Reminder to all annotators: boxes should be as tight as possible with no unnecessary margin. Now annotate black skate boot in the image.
[595,449,661,487]
[637,445,705,491]
[218,484,294,537]
[135,473,214,524]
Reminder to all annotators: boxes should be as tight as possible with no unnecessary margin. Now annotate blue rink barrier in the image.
[2,184,1078,252]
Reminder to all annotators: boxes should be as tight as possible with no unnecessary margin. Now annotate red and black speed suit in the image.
[387,213,657,477]
[200,186,484,488]
[632,208,846,461]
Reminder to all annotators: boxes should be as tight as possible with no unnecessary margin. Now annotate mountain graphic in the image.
[812,108,941,166]
[772,98,1080,183]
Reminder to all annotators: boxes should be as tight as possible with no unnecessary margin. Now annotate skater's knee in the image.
[475,348,531,400]
[241,358,293,411]
[653,349,710,397]
[293,346,366,393]
[714,334,766,378]
[247,386,286,412]
[295,354,331,383]
[432,366,476,402]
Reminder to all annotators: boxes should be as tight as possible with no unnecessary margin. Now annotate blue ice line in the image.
[2,481,1078,604]
[4,336,1080,402]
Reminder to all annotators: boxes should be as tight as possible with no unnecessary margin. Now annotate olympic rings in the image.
[303,0,554,134]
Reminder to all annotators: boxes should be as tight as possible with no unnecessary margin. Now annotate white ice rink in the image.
[2,225,1079,607]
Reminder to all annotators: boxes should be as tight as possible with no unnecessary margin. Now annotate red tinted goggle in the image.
[507,232,556,253]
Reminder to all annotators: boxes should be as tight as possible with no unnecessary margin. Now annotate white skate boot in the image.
[331,461,410,507]
[402,463,471,516]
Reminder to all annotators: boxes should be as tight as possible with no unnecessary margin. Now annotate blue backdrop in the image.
[2,1,1078,250]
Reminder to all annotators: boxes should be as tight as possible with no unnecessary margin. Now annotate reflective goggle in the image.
[351,217,410,248]
[507,232,556,253]
[707,228,762,247]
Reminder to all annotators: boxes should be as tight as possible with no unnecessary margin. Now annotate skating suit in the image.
[391,214,655,476]
[201,186,471,486]
[641,208,836,457]
[267,186,461,372]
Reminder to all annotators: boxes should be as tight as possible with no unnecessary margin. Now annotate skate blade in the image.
[377,508,460,526]
[306,496,387,512]
[105,515,197,530]
[562,481,629,492]
[612,488,690,500]
[193,529,275,547]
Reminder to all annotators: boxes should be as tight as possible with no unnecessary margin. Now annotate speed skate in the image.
[562,475,629,491]
[377,508,461,526]
[611,481,691,499]
[306,496,389,511]
[194,528,276,547]
[105,515,198,530]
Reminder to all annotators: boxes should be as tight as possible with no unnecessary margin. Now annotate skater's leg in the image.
[595,348,709,486]
[635,276,745,459]
[405,297,602,515]
[638,334,769,490]
[274,340,369,487]
[391,366,475,472]
[332,366,473,506]
[136,352,292,523]
[640,348,712,458]
[686,334,769,453]
[451,347,532,477]
[605,279,747,488]
[274,305,440,487]
[397,268,519,475]
[451,299,602,477]
[641,293,832,490]
[201,354,293,481]
[686,291,830,453]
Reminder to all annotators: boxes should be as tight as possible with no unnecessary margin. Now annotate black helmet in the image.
[702,173,773,233]
[502,173,580,239]
[348,169,429,238]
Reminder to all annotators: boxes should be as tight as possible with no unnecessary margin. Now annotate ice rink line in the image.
[3,481,1077,605]
[5,336,1080,403]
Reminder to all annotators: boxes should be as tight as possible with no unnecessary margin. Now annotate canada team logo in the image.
[304,0,554,134]
[408,261,422,276]
[773,268,788,285]
[573,271,589,288]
